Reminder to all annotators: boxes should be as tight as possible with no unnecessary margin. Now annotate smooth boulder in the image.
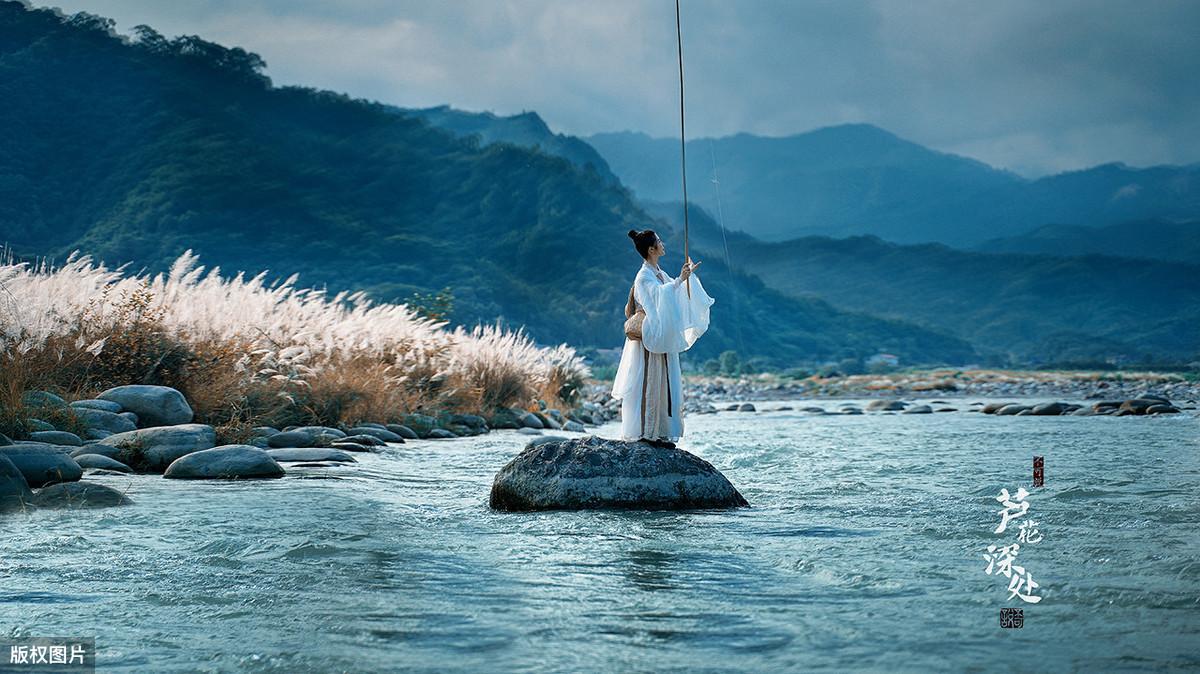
[490,435,749,512]
[97,424,216,472]
[0,454,33,509]
[0,444,83,488]
[97,385,193,427]
[73,453,134,473]
[164,445,285,480]
[29,430,83,446]
[74,408,138,434]
[70,399,123,413]
[31,481,132,509]
[267,448,357,463]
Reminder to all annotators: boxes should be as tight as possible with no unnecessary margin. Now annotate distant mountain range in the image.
[382,102,1198,363]
[585,128,1200,248]
[644,201,1200,363]
[0,1,981,369]
[973,218,1200,264]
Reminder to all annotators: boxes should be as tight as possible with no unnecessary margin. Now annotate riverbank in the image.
[675,368,1200,402]
[0,251,595,444]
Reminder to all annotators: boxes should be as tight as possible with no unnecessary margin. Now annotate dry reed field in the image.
[0,249,591,442]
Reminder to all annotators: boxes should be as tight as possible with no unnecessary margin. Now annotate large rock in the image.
[97,424,216,472]
[519,412,544,429]
[31,481,132,508]
[385,424,419,439]
[0,444,83,488]
[267,448,357,463]
[70,399,124,413]
[29,430,83,446]
[97,385,193,427]
[73,453,134,473]
[164,445,285,479]
[0,454,33,509]
[74,408,138,434]
[347,427,404,443]
[489,435,749,512]
[21,390,67,409]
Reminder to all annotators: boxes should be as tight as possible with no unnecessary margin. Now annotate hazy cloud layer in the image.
[47,0,1200,176]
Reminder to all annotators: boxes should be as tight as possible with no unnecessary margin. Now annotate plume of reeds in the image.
[0,249,591,436]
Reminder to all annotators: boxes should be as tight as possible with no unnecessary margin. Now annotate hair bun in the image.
[627,229,638,240]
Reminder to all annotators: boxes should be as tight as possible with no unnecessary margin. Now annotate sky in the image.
[43,0,1200,177]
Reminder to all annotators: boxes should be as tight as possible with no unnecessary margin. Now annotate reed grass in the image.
[0,249,590,439]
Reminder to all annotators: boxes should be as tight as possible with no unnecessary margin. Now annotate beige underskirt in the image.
[640,344,673,441]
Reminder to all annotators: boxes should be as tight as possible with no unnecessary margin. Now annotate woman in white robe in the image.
[611,229,715,447]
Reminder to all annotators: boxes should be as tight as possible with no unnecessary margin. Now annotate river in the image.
[2,397,1197,672]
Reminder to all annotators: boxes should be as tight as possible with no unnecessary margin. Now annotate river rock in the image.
[0,444,83,488]
[267,448,357,463]
[489,435,749,512]
[996,404,1030,416]
[517,427,543,435]
[449,414,488,430]
[97,423,217,472]
[738,403,756,412]
[73,453,134,473]
[1031,401,1069,415]
[164,445,285,479]
[340,434,385,447]
[27,418,56,432]
[386,424,419,439]
[347,427,403,443]
[427,428,457,439]
[251,426,280,437]
[74,408,137,434]
[97,385,193,427]
[1119,398,1166,415]
[1146,404,1180,414]
[981,402,1014,414]
[268,430,318,448]
[902,404,932,414]
[22,390,67,409]
[29,430,83,446]
[70,399,124,413]
[84,428,114,441]
[401,414,438,437]
[0,454,33,509]
[31,481,132,508]
[520,412,545,429]
[563,420,586,432]
[868,399,907,411]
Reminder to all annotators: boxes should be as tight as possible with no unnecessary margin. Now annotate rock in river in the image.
[96,424,216,473]
[489,435,749,512]
[0,444,83,488]
[30,481,132,509]
[97,385,193,427]
[164,445,285,480]
[74,408,138,434]
[0,454,33,509]
[73,453,134,473]
[267,448,357,463]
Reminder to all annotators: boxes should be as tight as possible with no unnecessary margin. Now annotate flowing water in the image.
[2,397,1198,672]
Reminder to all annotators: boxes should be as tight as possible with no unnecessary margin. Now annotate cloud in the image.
[46,0,1200,176]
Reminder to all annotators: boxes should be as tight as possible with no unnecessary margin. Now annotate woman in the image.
[611,228,714,448]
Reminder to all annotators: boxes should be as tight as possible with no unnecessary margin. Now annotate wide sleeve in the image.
[636,270,715,354]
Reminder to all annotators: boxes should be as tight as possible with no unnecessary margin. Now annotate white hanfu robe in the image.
[611,259,715,442]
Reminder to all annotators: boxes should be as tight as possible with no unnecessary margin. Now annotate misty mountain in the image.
[584,127,1200,248]
[647,201,1200,364]
[973,218,1200,264]
[0,1,980,368]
